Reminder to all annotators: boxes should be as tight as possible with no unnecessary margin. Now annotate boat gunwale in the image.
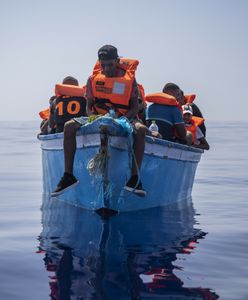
[38,132,203,154]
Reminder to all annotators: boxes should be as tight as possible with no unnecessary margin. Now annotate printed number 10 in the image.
[56,101,80,115]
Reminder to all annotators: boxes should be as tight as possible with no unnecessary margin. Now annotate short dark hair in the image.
[62,76,79,86]
[162,82,180,93]
[98,45,119,60]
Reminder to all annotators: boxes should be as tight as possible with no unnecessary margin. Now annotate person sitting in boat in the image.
[51,45,159,197]
[49,76,87,133]
[177,90,206,137]
[39,96,56,135]
[39,76,86,134]
[145,83,191,145]
[182,105,210,150]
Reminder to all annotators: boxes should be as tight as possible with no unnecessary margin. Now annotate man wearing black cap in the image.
[51,45,153,197]
[89,45,153,196]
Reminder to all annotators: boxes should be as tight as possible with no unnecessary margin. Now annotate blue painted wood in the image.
[38,117,203,212]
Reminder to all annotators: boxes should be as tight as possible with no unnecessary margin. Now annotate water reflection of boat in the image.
[38,116,203,212]
[38,196,219,299]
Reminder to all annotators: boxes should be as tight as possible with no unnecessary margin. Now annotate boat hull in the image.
[39,117,202,212]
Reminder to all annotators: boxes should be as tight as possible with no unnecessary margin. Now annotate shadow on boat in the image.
[37,196,219,299]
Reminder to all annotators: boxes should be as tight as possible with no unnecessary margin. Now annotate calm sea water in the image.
[0,121,247,300]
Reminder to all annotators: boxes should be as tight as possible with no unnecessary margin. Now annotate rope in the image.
[87,149,108,178]
[87,147,113,203]
[86,116,142,200]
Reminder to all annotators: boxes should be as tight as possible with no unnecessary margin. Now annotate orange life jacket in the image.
[55,84,86,97]
[185,116,204,143]
[184,94,196,104]
[38,85,86,120]
[145,93,182,111]
[54,84,86,132]
[91,58,139,116]
[39,107,50,120]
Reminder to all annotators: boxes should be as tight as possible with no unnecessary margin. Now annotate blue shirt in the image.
[146,104,184,125]
[146,104,184,141]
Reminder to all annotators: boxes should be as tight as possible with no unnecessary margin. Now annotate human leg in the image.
[63,120,81,174]
[124,122,147,196]
[185,131,193,146]
[132,122,146,176]
[51,119,81,196]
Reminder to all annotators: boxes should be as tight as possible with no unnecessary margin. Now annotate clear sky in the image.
[1,0,247,121]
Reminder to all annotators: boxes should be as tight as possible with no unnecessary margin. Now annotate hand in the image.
[151,131,162,139]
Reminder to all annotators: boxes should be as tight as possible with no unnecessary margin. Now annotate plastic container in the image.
[109,109,116,118]
[149,120,159,132]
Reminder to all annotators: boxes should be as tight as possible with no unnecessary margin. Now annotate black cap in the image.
[98,45,119,60]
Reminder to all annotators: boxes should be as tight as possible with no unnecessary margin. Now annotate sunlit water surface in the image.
[0,121,247,300]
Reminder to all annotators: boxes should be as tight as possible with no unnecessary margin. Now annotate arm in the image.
[85,77,94,117]
[191,103,203,118]
[193,137,210,150]
[191,103,206,136]
[173,107,187,140]
[86,98,94,117]
[123,80,139,120]
[48,99,56,130]
[174,123,187,139]
[124,97,139,120]
[40,119,49,134]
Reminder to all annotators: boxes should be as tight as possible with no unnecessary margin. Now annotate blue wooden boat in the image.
[38,116,203,212]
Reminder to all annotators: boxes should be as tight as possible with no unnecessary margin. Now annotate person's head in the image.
[182,104,193,123]
[62,76,79,86]
[177,89,186,105]
[162,83,181,101]
[98,45,120,77]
